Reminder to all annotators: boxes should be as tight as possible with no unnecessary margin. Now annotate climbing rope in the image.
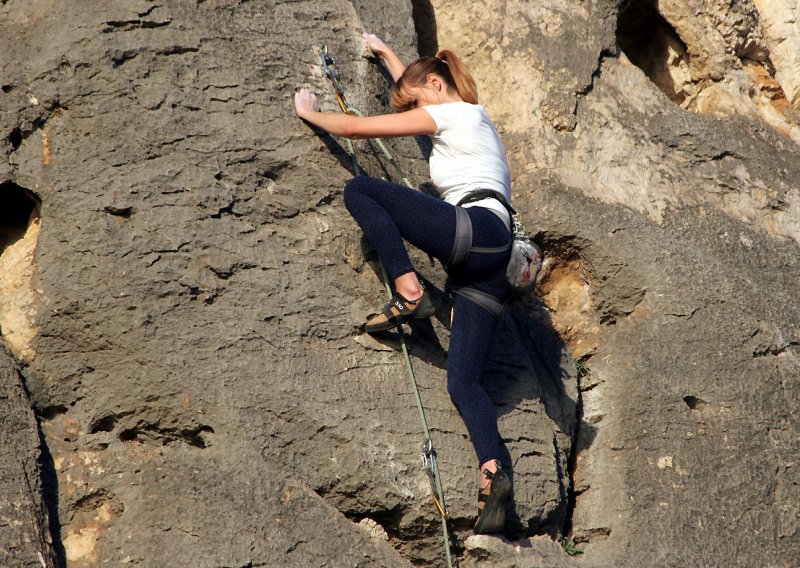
[319,44,454,568]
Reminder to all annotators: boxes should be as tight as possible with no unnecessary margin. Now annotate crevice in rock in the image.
[547,432,571,539]
[138,5,160,19]
[563,357,589,542]
[617,0,691,105]
[103,204,133,217]
[38,404,69,421]
[578,47,619,100]
[102,18,172,33]
[410,0,438,57]
[37,420,66,567]
[158,45,201,57]
[110,49,140,67]
[534,237,609,552]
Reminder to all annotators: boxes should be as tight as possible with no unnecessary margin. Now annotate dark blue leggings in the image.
[343,175,511,466]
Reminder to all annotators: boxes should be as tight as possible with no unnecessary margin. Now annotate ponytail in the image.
[390,49,479,112]
[435,50,478,104]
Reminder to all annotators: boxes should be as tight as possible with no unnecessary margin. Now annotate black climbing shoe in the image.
[363,287,434,333]
[474,461,511,534]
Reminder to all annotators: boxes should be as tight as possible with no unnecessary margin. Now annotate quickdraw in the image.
[318,44,414,188]
[320,44,352,115]
[318,43,453,568]
[421,438,448,519]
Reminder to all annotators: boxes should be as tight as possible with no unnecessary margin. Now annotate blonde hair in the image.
[390,50,478,112]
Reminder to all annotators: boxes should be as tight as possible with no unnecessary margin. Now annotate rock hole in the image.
[617,0,691,105]
[184,425,215,448]
[0,182,39,255]
[683,395,707,411]
[88,415,118,434]
[8,127,22,150]
[38,404,69,421]
[118,428,138,442]
[1,85,12,93]
[102,204,133,218]
[118,423,215,448]
[0,182,42,361]
[344,508,403,542]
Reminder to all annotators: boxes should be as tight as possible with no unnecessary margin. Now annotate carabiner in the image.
[320,44,351,113]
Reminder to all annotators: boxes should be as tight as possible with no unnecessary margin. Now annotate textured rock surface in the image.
[431,0,800,566]
[1,1,799,567]
[1,1,576,566]
[0,346,56,567]
[756,0,800,107]
[617,0,800,145]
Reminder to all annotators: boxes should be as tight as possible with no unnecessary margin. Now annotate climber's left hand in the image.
[294,88,320,117]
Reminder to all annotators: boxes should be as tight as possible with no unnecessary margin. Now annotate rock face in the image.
[756,0,800,108]
[1,1,799,567]
[430,0,800,566]
[0,347,56,567]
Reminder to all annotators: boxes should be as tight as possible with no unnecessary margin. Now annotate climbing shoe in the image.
[474,461,511,534]
[363,287,434,333]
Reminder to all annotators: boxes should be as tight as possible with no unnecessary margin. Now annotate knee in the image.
[343,175,372,211]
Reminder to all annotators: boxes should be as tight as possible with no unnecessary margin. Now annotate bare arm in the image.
[363,33,405,82]
[295,89,436,138]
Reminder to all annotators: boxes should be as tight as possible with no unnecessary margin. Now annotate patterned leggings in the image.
[343,175,511,465]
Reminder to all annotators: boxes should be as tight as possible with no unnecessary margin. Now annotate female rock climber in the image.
[294,32,513,534]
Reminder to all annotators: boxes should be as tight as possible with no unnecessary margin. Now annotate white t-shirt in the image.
[422,101,511,227]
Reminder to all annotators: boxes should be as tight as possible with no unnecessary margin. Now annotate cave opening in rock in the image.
[0,181,41,361]
[617,0,691,105]
[0,181,40,256]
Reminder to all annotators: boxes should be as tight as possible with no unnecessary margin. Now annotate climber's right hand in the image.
[362,31,405,81]
[363,32,388,56]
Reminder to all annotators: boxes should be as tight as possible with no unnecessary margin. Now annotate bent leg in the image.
[343,176,457,280]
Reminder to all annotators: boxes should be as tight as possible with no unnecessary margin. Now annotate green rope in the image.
[368,156,453,568]
[318,52,453,566]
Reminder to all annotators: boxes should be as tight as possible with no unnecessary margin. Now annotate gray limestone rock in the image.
[2,0,799,567]
[1,1,576,566]
[0,347,56,567]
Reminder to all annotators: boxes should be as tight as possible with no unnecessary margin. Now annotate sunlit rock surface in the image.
[1,1,798,566]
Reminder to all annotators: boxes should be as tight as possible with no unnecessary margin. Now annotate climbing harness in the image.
[449,190,544,316]
[319,44,454,568]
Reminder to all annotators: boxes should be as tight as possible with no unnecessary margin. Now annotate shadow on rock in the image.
[486,296,597,537]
